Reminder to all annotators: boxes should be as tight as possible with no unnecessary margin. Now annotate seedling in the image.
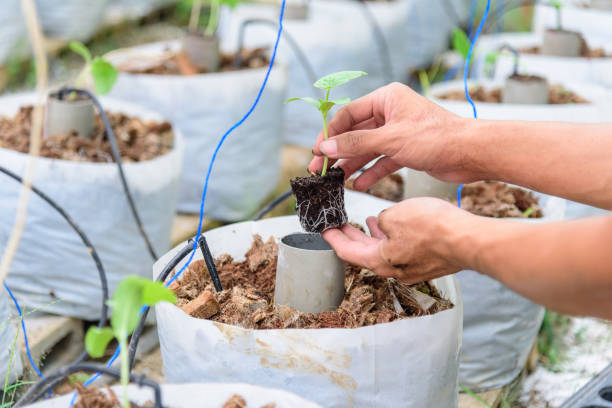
[186,0,240,36]
[451,28,471,61]
[85,276,176,408]
[286,70,367,176]
[550,0,563,31]
[69,41,118,95]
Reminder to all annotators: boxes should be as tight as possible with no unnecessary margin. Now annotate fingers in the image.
[352,157,402,191]
[366,216,386,239]
[322,228,384,270]
[339,224,371,243]
[336,154,379,181]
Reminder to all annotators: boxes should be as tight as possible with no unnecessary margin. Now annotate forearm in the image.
[463,119,612,210]
[453,214,612,319]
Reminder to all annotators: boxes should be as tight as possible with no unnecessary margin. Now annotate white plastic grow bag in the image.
[0,0,27,66]
[532,3,612,42]
[221,0,404,147]
[107,40,287,219]
[473,33,612,89]
[0,93,183,320]
[458,193,566,391]
[430,78,611,219]
[35,0,110,42]
[155,190,463,408]
[105,0,178,22]
[26,383,321,408]
[0,291,23,385]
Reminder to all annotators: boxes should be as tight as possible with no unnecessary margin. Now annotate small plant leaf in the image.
[314,71,367,90]
[285,97,321,109]
[318,100,336,117]
[90,57,118,95]
[69,41,92,64]
[220,0,240,8]
[329,97,351,106]
[85,326,114,358]
[109,276,148,339]
[452,28,471,60]
[550,0,562,9]
[141,281,176,306]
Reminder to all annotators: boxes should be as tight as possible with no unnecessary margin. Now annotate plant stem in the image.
[189,0,202,32]
[119,339,131,408]
[321,114,329,176]
[556,7,561,31]
[205,0,220,38]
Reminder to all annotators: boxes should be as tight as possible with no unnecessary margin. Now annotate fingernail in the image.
[319,140,337,156]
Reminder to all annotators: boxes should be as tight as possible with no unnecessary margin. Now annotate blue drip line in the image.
[3,283,44,380]
[69,1,287,404]
[458,0,491,209]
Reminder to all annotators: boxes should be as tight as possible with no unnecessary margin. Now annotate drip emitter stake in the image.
[198,235,223,292]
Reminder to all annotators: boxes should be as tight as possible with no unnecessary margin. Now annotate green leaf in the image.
[220,0,240,8]
[314,71,367,90]
[329,97,351,106]
[90,57,118,95]
[109,276,148,339]
[318,100,336,117]
[69,41,92,64]
[141,281,176,306]
[550,0,562,9]
[484,50,501,65]
[451,28,471,60]
[285,97,321,109]
[85,327,114,358]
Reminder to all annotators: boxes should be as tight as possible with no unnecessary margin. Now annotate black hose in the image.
[233,18,320,96]
[0,166,109,329]
[55,88,158,261]
[198,234,222,292]
[127,240,195,371]
[14,363,163,407]
[252,188,292,221]
[497,43,521,76]
[355,0,394,84]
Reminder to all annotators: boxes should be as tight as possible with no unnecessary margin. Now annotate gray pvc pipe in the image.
[541,29,582,57]
[181,32,220,72]
[502,76,549,104]
[44,93,95,139]
[274,233,345,314]
[283,2,309,20]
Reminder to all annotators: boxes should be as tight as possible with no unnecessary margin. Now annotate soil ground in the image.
[437,84,588,104]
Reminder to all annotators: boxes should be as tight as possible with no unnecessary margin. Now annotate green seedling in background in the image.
[186,0,240,36]
[286,70,367,176]
[550,0,563,30]
[452,28,471,61]
[85,276,176,408]
[69,41,118,95]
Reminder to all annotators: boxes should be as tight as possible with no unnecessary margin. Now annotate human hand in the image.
[322,197,477,283]
[308,82,479,191]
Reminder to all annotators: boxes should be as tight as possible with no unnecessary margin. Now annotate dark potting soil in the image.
[290,167,348,233]
[437,84,588,104]
[171,234,453,330]
[118,47,270,76]
[222,394,276,408]
[74,383,151,408]
[346,173,404,202]
[0,106,174,162]
[458,181,543,218]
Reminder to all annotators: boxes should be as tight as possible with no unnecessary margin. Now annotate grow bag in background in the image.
[105,0,178,22]
[533,4,612,42]
[473,33,612,89]
[35,0,110,42]
[0,0,27,66]
[430,78,611,220]
[107,41,287,219]
[221,0,405,147]
[25,383,321,408]
[0,291,23,386]
[154,190,463,408]
[0,94,184,320]
[458,193,566,391]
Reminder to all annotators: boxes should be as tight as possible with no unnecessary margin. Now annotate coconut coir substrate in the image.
[0,106,173,162]
[346,173,404,202]
[290,167,348,233]
[171,235,452,330]
[458,181,543,218]
[437,84,588,104]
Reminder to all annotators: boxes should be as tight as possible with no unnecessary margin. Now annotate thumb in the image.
[319,128,388,159]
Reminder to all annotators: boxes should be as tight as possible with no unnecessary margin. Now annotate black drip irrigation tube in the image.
[355,0,394,84]
[14,363,163,408]
[252,188,292,221]
[497,43,521,76]
[233,18,320,95]
[55,87,158,261]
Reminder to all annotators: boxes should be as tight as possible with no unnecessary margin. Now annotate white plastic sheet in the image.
[0,0,27,66]
[155,190,463,408]
[0,94,183,320]
[474,33,612,89]
[108,40,287,219]
[0,291,22,386]
[26,383,321,408]
[35,0,110,42]
[533,4,612,42]
[430,78,611,219]
[458,194,566,391]
[105,0,178,22]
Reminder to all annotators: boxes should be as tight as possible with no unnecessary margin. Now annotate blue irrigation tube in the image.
[458,0,491,208]
[3,283,43,380]
[69,1,288,403]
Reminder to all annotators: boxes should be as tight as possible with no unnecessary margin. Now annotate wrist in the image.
[456,118,494,181]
